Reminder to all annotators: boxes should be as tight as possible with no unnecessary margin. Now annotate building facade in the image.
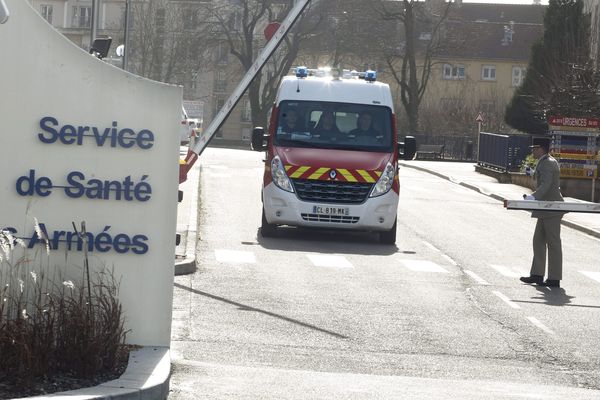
[28,0,551,142]
[418,3,545,135]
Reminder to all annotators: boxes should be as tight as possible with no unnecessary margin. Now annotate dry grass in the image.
[0,228,129,393]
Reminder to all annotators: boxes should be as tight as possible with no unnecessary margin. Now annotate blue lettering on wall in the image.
[23,223,149,254]
[16,169,53,197]
[38,116,155,149]
[15,169,152,201]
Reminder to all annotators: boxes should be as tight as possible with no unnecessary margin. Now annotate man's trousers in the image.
[530,216,563,280]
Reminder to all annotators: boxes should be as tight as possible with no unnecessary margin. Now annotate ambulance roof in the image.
[276,75,394,111]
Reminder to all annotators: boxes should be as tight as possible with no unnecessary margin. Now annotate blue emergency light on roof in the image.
[295,66,309,78]
[292,66,378,82]
[364,70,377,82]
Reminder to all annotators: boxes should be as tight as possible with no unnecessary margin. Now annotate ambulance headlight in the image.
[271,156,294,193]
[370,162,395,197]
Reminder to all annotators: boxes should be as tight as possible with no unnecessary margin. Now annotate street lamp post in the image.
[90,0,100,43]
[123,0,131,71]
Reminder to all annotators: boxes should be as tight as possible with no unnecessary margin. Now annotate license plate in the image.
[312,205,349,216]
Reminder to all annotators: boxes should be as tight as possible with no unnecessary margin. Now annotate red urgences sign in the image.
[548,116,600,129]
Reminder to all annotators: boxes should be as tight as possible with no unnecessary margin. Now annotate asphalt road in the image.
[169,148,600,399]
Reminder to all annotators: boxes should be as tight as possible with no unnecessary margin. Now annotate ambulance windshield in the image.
[275,101,394,152]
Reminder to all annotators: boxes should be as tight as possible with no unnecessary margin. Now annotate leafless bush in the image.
[0,228,128,392]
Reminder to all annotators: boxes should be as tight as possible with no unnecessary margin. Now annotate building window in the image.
[155,8,166,32]
[481,65,496,81]
[217,43,229,65]
[215,98,225,138]
[228,11,242,32]
[479,100,496,115]
[440,98,461,110]
[183,8,197,30]
[72,6,91,28]
[40,5,53,24]
[190,72,198,91]
[241,99,251,122]
[442,64,465,80]
[512,66,526,87]
[215,70,227,93]
[241,128,251,141]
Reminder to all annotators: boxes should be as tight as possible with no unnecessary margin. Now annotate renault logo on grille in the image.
[329,169,337,180]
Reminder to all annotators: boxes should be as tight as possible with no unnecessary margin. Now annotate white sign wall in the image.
[0,0,181,346]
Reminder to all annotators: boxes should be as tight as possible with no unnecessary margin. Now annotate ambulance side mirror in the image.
[398,136,416,160]
[251,127,269,151]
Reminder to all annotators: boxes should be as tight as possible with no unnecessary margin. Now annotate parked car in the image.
[180,107,194,145]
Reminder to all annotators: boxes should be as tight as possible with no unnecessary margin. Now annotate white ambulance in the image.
[251,67,415,244]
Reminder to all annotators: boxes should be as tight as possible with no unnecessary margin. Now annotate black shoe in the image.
[520,275,544,284]
[544,279,560,288]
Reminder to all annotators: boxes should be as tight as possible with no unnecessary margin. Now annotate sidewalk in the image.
[400,161,600,239]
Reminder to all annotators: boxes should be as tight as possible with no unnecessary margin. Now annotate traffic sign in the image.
[475,112,485,123]
[264,22,280,41]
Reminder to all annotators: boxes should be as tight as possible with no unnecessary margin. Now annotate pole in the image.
[90,0,99,43]
[123,0,131,71]
[0,0,9,24]
[477,122,481,164]
[504,199,600,213]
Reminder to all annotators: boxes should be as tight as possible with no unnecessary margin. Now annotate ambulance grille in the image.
[301,214,360,224]
[292,179,373,204]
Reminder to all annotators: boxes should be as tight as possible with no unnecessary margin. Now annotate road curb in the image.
[400,162,600,240]
[18,347,171,400]
[174,163,199,276]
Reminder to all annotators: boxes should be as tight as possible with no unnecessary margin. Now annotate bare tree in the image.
[374,0,453,135]
[200,0,326,128]
[127,0,215,85]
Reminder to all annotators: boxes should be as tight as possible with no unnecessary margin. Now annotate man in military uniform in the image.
[520,137,565,288]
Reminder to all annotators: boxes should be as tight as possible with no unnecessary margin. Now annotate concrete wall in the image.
[0,0,181,346]
[483,169,600,202]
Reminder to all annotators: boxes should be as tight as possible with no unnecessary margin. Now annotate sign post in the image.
[475,112,485,163]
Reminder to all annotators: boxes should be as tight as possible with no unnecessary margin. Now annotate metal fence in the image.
[408,132,531,171]
[477,132,531,172]
[410,134,478,161]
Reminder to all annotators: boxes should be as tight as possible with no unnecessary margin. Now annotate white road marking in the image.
[422,241,439,253]
[204,165,229,170]
[464,270,490,285]
[580,271,600,283]
[205,172,233,178]
[526,316,555,335]
[307,254,353,268]
[490,264,522,278]
[441,254,457,266]
[401,260,449,273]
[492,290,520,309]
[214,249,256,264]
[422,241,456,266]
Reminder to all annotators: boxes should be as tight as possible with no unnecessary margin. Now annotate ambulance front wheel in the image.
[379,220,397,245]
[261,209,277,237]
